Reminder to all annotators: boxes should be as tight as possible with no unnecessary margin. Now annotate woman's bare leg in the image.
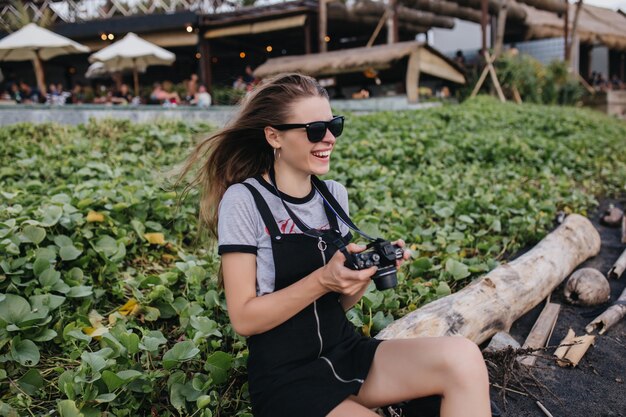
[326,397,379,417]
[355,337,491,417]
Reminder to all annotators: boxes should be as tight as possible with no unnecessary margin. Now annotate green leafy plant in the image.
[1,98,625,416]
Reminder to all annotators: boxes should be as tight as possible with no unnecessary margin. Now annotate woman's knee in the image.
[437,337,488,387]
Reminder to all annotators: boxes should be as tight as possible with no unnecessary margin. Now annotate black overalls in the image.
[240,178,383,417]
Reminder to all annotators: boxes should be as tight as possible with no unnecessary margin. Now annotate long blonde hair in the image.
[174,73,329,240]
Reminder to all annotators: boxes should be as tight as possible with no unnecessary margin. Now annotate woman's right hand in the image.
[319,243,378,296]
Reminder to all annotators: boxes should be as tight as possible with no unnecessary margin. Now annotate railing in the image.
[0,0,244,26]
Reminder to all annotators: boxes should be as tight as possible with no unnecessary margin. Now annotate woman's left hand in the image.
[392,239,412,268]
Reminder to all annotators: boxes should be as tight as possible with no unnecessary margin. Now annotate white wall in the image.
[429,19,490,55]
[590,45,609,77]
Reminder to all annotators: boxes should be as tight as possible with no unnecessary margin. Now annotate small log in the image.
[585,287,626,335]
[377,214,601,344]
[609,249,626,279]
[563,268,610,306]
[536,400,555,417]
[554,328,576,363]
[518,302,560,366]
[559,334,595,367]
[600,205,623,227]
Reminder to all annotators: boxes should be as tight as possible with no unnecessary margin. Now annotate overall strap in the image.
[241,183,282,240]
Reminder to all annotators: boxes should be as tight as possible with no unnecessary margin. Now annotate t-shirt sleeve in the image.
[217,184,260,255]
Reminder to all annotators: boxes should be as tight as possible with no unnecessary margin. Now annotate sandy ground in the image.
[494,198,626,417]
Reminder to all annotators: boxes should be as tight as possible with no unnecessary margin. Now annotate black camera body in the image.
[343,239,404,290]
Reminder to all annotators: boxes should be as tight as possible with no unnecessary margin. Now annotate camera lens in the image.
[373,266,397,290]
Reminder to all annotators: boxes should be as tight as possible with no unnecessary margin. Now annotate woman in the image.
[176,73,491,417]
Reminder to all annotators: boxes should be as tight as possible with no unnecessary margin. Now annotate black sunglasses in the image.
[271,115,344,143]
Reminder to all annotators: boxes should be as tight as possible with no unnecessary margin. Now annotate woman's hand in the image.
[393,239,412,268]
[319,243,377,296]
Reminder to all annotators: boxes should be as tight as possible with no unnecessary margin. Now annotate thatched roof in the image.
[253,41,465,84]
[522,3,626,50]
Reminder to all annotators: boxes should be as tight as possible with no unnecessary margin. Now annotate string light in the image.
[324,35,330,42]
[211,57,218,63]
[186,25,193,33]
[107,33,114,40]
[239,52,246,58]
[266,45,273,52]
[195,52,201,59]
[100,33,107,41]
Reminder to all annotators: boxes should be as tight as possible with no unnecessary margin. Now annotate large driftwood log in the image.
[377,214,601,344]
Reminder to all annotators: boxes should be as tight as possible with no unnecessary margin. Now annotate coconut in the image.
[564,268,611,306]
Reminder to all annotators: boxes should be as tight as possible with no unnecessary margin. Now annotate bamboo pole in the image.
[319,0,328,53]
[366,8,390,47]
[32,49,46,96]
[493,0,511,58]
[567,0,584,67]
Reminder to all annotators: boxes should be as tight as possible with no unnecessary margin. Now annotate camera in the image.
[343,239,404,290]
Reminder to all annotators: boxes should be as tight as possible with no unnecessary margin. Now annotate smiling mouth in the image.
[312,150,331,159]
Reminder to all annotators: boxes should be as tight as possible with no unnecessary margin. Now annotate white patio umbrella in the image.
[85,61,147,79]
[88,32,175,96]
[0,23,90,95]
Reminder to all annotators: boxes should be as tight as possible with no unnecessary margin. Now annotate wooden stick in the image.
[366,8,390,48]
[470,62,491,98]
[491,383,528,396]
[512,86,523,103]
[560,334,595,367]
[487,55,507,103]
[574,71,595,94]
[585,286,626,335]
[470,52,506,102]
[536,401,555,417]
[519,302,561,366]
[608,248,626,279]
[554,328,576,364]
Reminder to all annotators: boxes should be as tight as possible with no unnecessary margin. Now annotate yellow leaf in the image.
[119,298,138,316]
[86,211,105,222]
[162,253,176,262]
[108,312,124,325]
[144,233,165,245]
[88,310,104,327]
[83,326,108,338]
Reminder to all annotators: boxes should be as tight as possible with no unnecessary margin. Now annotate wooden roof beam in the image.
[447,0,527,21]
[401,0,483,23]
[353,0,455,29]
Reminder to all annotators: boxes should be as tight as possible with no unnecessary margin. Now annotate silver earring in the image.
[274,148,280,160]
